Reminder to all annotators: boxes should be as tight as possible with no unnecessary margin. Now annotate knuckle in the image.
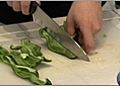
[93,22,102,32]
[7,1,12,7]
[22,2,29,8]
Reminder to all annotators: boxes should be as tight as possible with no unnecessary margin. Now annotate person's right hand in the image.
[7,1,40,15]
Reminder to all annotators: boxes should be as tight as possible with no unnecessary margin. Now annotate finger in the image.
[7,1,13,7]
[12,1,21,12]
[66,18,76,36]
[91,18,102,36]
[20,1,30,15]
[78,35,83,46]
[77,30,83,46]
[77,30,87,52]
[82,29,95,53]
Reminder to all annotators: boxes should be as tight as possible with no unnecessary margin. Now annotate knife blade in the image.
[29,1,89,61]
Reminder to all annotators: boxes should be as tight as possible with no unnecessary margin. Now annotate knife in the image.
[117,72,120,85]
[29,1,90,61]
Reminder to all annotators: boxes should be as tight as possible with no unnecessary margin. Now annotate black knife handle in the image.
[29,1,38,14]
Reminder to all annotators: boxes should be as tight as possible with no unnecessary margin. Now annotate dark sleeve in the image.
[115,1,120,9]
[0,1,33,24]
[40,1,73,18]
[0,1,72,24]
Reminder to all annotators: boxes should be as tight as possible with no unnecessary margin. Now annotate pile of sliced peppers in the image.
[0,21,78,85]
[0,38,52,85]
[39,21,77,59]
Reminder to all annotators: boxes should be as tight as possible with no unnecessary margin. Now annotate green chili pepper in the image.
[0,46,9,55]
[102,34,107,38]
[0,39,52,85]
[39,28,77,59]
[10,38,52,63]
[11,65,52,85]
[21,38,43,56]
[8,51,50,68]
[60,21,67,31]
[0,55,10,65]
[60,21,66,31]
[10,38,42,56]
[60,21,76,38]
[7,58,52,85]
[0,46,10,65]
[8,51,30,66]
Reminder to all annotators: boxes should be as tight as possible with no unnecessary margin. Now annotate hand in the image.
[7,1,40,15]
[66,1,102,53]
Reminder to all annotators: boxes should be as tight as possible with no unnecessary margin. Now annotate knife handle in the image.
[29,1,37,14]
[117,72,120,85]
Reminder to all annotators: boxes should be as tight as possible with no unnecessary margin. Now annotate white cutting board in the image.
[0,16,120,85]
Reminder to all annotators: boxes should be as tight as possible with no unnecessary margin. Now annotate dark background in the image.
[0,1,119,24]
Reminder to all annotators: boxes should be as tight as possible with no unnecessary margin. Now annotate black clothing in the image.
[0,1,112,25]
[0,1,72,24]
[0,1,32,24]
[40,1,72,18]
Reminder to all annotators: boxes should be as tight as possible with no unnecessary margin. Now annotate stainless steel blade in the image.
[32,5,90,61]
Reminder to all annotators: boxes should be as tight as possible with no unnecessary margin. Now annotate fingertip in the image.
[12,1,21,12]
[85,39,95,54]
[66,20,75,36]
[7,1,13,7]
[83,34,95,54]
[21,1,30,15]
[66,28,75,36]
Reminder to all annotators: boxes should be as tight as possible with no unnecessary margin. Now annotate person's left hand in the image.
[66,1,102,53]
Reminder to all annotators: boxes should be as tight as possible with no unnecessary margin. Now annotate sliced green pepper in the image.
[21,38,43,56]
[7,58,52,85]
[0,39,52,85]
[10,38,42,56]
[0,55,10,65]
[0,46,9,55]
[8,51,30,66]
[60,21,66,31]
[0,46,10,65]
[10,38,52,63]
[39,28,77,59]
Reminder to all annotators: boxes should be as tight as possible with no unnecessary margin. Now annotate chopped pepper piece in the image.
[0,46,10,65]
[10,38,52,63]
[39,28,77,59]
[102,34,107,38]
[7,58,52,85]
[0,39,52,85]
[60,21,76,38]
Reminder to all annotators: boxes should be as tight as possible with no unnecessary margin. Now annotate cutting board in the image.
[0,15,120,85]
